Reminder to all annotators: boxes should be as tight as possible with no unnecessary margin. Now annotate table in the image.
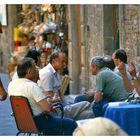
[104,103,140,136]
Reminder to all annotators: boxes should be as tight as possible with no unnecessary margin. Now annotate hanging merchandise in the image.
[11,4,68,68]
[41,4,51,12]
[14,27,22,51]
[22,4,30,11]
[34,22,57,34]
[41,4,56,13]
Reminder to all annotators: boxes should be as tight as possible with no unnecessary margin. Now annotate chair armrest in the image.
[52,102,64,119]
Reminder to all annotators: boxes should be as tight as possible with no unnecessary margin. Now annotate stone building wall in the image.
[67,5,140,94]
[67,5,81,94]
[76,5,140,93]
[84,5,104,90]
[119,5,140,64]
[68,5,105,93]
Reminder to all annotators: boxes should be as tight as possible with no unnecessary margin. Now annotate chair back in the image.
[10,96,38,133]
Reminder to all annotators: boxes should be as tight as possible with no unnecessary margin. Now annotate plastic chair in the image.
[10,96,64,136]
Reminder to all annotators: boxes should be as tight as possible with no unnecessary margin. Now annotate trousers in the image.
[34,114,77,136]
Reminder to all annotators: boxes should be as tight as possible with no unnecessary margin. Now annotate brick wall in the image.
[120,5,140,64]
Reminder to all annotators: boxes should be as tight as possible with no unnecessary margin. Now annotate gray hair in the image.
[91,56,105,69]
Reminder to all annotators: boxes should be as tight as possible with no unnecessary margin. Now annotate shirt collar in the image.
[48,63,56,74]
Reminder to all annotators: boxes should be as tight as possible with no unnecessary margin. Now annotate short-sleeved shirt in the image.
[8,78,46,116]
[96,67,129,101]
[114,64,132,81]
[38,63,61,93]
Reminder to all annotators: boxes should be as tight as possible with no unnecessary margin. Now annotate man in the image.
[90,56,129,103]
[89,56,130,117]
[8,57,77,136]
[0,78,7,101]
[74,55,115,103]
[38,50,66,101]
[38,51,95,120]
[12,50,41,81]
[112,49,131,80]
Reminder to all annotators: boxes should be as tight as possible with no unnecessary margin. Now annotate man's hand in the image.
[51,96,62,103]
[117,62,126,75]
[0,79,7,101]
[85,90,95,98]
[94,91,103,103]
[129,62,136,78]
[0,93,7,101]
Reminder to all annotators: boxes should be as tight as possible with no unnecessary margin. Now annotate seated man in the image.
[38,50,67,102]
[38,50,95,120]
[74,55,115,103]
[8,57,77,136]
[91,56,130,102]
[0,78,7,101]
[12,50,41,81]
[75,56,131,117]
[90,56,130,116]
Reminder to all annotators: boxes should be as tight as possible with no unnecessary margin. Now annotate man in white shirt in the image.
[38,51,95,120]
[38,50,66,102]
[8,57,77,135]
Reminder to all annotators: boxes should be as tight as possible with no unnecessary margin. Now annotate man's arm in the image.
[45,90,62,103]
[118,62,134,92]
[45,91,54,97]
[85,89,96,98]
[129,62,137,79]
[38,98,52,112]
[0,79,7,101]
[128,62,140,95]
[94,91,103,103]
[132,72,140,96]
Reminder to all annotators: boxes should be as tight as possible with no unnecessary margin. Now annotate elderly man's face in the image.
[90,64,98,75]
[28,61,39,83]
[53,53,66,70]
